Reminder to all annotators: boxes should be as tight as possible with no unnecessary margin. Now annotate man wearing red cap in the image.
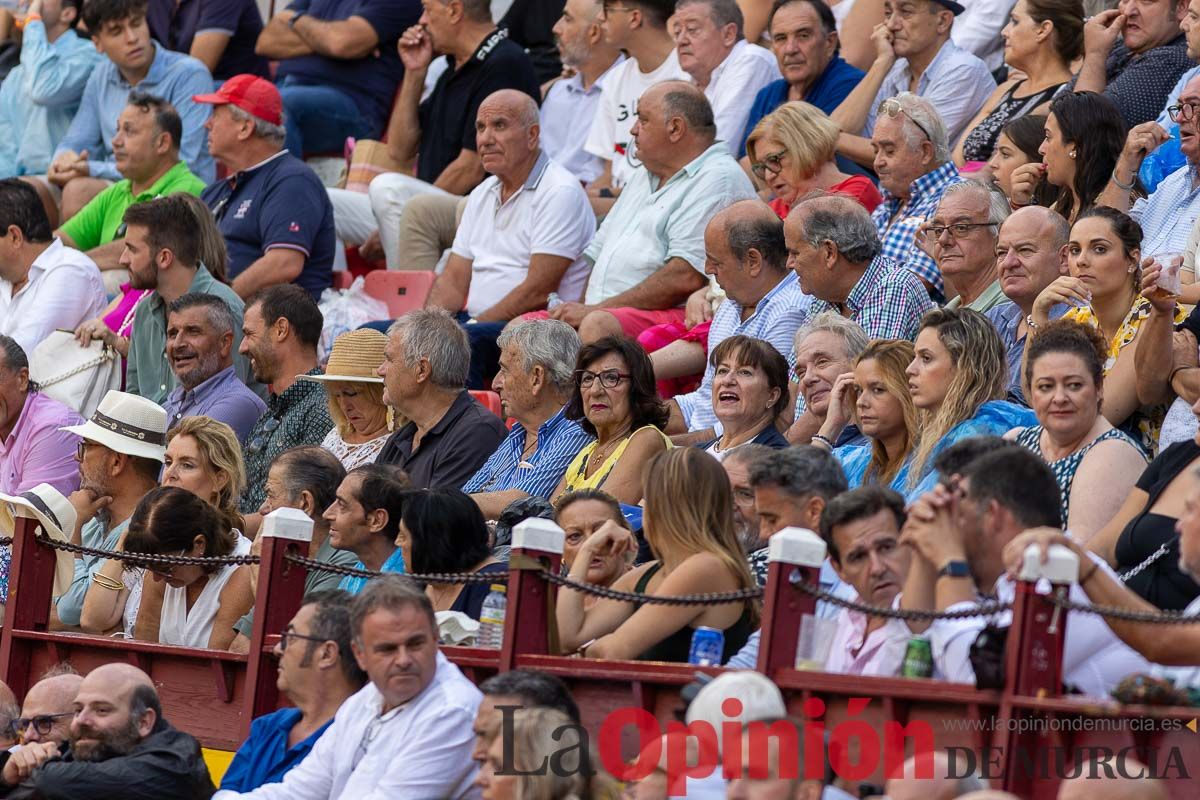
[194,75,335,301]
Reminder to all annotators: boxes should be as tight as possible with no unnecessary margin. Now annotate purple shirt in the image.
[162,365,267,443]
[0,391,82,497]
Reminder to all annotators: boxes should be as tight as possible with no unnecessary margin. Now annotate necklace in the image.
[586,428,632,475]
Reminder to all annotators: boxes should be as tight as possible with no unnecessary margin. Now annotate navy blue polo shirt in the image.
[738,55,865,158]
[416,30,540,184]
[276,0,421,129]
[201,150,335,299]
[147,0,269,81]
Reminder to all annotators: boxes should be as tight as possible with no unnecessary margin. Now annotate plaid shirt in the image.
[872,161,961,296]
[807,255,933,341]
[462,406,592,500]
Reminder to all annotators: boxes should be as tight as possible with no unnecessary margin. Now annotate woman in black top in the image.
[1087,399,1200,610]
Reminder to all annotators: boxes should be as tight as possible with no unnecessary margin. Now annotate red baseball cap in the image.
[193,74,283,127]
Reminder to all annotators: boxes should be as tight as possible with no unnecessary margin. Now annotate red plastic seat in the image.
[363,271,436,319]
[470,390,503,418]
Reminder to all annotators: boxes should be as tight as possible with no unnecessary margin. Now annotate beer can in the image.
[901,635,933,678]
[688,626,725,666]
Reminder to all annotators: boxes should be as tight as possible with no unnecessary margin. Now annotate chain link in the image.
[788,572,1013,620]
[544,570,764,605]
[37,538,261,567]
[284,553,509,584]
[0,537,11,547]
[1046,593,1200,624]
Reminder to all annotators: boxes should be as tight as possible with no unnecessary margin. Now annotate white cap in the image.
[685,670,787,728]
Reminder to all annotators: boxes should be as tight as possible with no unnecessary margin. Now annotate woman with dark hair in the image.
[395,488,506,620]
[988,115,1063,209]
[1031,206,1186,455]
[696,336,790,455]
[957,0,1081,165]
[1007,319,1147,540]
[1009,92,1127,222]
[555,490,633,607]
[553,336,670,505]
[123,486,253,649]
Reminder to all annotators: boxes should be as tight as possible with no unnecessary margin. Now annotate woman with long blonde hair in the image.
[475,708,589,800]
[556,448,757,663]
[906,309,1036,496]
[833,340,919,491]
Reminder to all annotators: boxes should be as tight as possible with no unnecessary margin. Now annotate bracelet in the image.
[288,11,306,28]
[1025,313,1039,333]
[810,433,834,451]
[1079,560,1099,586]
[91,571,124,591]
[1111,169,1136,192]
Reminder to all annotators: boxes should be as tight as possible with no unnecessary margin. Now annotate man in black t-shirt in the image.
[325,0,539,270]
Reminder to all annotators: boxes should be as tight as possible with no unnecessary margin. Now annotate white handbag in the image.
[30,331,123,419]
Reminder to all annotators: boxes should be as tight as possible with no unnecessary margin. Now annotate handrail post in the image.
[243,509,313,731]
[0,515,58,699]
[756,527,826,675]
[500,519,563,671]
[999,543,1075,796]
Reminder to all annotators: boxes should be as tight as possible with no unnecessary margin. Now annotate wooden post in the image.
[243,508,313,728]
[756,527,826,675]
[500,518,563,672]
[0,514,59,698]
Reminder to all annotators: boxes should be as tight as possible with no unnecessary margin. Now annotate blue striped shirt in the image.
[676,272,812,432]
[1130,164,1200,258]
[872,160,961,295]
[462,406,592,500]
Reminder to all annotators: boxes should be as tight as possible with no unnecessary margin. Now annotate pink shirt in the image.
[0,391,83,497]
[823,594,912,677]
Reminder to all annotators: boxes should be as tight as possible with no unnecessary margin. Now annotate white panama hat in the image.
[0,483,78,597]
[60,390,168,463]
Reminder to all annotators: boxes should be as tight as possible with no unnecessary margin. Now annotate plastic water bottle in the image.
[547,292,564,309]
[477,584,507,649]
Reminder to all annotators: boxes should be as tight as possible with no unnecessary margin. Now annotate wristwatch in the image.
[937,559,970,579]
[288,11,306,28]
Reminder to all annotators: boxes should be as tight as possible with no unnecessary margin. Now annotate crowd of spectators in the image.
[1,0,1200,795]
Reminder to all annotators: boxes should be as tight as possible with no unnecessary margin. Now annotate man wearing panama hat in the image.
[50,390,165,630]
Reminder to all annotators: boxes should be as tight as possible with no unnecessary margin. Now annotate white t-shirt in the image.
[703,40,781,155]
[451,152,595,317]
[584,50,689,188]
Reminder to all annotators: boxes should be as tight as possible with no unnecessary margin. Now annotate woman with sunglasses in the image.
[123,485,253,650]
[745,101,881,219]
[553,336,670,506]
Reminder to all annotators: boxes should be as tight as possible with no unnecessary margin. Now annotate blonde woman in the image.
[475,708,588,800]
[301,329,393,470]
[557,448,758,662]
[745,100,880,218]
[832,339,919,491]
[79,416,246,637]
[905,309,1037,497]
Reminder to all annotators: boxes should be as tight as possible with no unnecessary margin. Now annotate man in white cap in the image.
[51,390,166,630]
[0,482,78,625]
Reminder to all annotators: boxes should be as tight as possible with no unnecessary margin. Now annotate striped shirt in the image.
[872,160,961,296]
[463,406,592,500]
[806,255,934,342]
[1130,164,1200,259]
[675,272,811,431]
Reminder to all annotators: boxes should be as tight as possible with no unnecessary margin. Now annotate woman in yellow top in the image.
[553,337,671,505]
[1029,206,1186,457]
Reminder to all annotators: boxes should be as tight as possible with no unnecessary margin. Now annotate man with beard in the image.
[0,663,214,798]
[162,293,266,443]
[120,194,261,405]
[52,390,165,631]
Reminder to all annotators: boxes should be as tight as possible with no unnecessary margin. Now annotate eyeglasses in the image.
[278,630,328,651]
[922,222,995,240]
[1168,102,1200,123]
[354,705,406,767]
[750,149,788,180]
[246,416,282,456]
[75,440,96,461]
[576,369,630,389]
[10,712,73,737]
[879,98,933,143]
[144,548,188,579]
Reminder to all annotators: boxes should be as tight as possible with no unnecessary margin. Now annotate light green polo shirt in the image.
[945,279,1008,314]
[60,160,206,251]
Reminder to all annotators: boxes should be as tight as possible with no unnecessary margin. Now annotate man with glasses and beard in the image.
[0,663,214,798]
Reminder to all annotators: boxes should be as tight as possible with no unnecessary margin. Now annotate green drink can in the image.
[901,635,933,678]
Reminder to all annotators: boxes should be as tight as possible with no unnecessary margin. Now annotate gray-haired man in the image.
[464,320,591,519]
[931,181,1009,313]
[376,309,508,490]
[163,293,267,442]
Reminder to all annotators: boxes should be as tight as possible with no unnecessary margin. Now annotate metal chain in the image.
[788,572,1013,620]
[0,537,11,547]
[37,538,261,566]
[544,570,764,605]
[1118,542,1170,583]
[1047,593,1200,624]
[284,553,509,584]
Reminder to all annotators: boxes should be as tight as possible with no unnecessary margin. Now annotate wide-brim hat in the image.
[0,484,78,597]
[299,328,387,385]
[60,390,168,463]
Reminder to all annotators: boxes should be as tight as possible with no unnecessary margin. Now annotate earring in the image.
[1070,151,1077,159]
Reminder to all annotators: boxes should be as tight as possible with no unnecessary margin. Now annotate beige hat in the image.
[299,328,387,384]
[60,390,168,463]
[0,484,78,597]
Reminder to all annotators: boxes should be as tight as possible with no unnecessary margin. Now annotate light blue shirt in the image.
[0,23,98,177]
[1129,163,1200,257]
[864,39,996,145]
[54,517,129,627]
[539,55,624,183]
[338,546,406,595]
[55,41,215,182]
[582,142,757,305]
[675,272,811,432]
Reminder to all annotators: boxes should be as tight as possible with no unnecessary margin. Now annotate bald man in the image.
[421,89,596,388]
[1057,760,1168,800]
[11,671,82,748]
[549,81,757,343]
[885,753,988,800]
[984,205,1070,404]
[0,663,214,799]
[665,199,810,440]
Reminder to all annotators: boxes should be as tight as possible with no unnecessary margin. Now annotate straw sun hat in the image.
[298,329,388,384]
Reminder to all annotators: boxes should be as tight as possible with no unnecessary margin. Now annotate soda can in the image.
[688,626,725,666]
[901,635,933,678]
